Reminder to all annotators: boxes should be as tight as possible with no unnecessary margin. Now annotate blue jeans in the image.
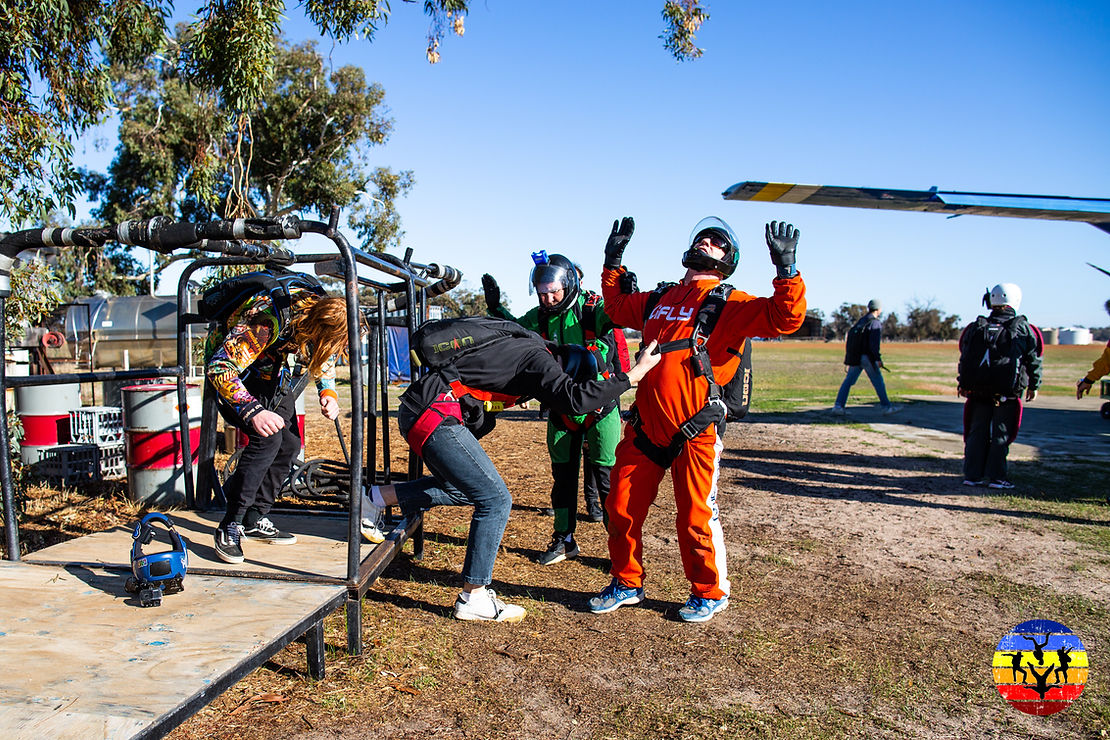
[392,423,511,586]
[835,355,891,409]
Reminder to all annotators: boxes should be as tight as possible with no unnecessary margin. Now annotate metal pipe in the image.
[4,367,183,388]
[0,295,19,561]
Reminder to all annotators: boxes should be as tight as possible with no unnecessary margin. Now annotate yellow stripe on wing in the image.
[751,182,798,201]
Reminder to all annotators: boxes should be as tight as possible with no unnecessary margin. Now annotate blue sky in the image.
[78,1,1110,328]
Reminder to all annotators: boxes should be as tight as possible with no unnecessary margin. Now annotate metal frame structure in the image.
[0,207,461,654]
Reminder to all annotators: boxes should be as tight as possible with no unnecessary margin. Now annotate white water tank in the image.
[1058,327,1093,345]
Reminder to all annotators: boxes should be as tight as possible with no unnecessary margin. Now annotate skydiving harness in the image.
[404,365,524,456]
[546,291,630,433]
[404,317,536,456]
[627,283,743,469]
[198,269,327,414]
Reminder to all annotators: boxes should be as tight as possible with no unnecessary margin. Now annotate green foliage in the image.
[1,1,708,225]
[661,0,709,62]
[5,259,64,347]
[0,0,167,225]
[829,302,869,339]
[825,300,961,342]
[87,33,416,281]
[902,300,961,341]
[430,285,487,318]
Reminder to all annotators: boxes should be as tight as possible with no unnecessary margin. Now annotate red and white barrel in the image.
[235,388,307,457]
[123,384,201,506]
[15,384,81,465]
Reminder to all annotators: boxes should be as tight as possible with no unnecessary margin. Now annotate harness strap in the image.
[440,363,520,405]
[405,393,463,457]
[626,403,725,469]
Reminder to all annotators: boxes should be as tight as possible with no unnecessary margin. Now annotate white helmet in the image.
[987,283,1022,311]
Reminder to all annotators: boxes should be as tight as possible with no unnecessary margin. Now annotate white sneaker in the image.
[453,588,526,623]
[882,404,903,415]
[360,492,386,544]
[830,406,847,416]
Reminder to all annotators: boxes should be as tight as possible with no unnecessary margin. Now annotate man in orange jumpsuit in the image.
[591,215,807,622]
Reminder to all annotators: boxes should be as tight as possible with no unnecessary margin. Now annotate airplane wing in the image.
[722,182,1110,234]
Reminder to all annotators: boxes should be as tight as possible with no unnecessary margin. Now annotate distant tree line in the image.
[809,301,963,342]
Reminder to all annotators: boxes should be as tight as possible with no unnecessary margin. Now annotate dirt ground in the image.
[14,406,1110,739]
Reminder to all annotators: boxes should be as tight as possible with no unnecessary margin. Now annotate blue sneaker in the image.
[678,595,728,623]
[588,579,644,614]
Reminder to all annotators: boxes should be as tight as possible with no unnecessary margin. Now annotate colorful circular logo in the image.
[993,619,1088,715]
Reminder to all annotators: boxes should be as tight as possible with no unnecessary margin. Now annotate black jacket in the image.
[399,333,631,439]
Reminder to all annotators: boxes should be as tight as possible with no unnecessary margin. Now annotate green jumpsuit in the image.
[490,292,622,535]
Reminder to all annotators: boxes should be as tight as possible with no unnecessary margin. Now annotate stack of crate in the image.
[69,406,126,479]
[36,444,101,486]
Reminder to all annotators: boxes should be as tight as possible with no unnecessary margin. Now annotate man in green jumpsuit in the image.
[482,253,626,565]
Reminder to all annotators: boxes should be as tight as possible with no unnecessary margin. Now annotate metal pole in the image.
[0,291,20,561]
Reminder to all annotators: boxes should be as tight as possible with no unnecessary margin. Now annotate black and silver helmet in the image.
[681,216,740,278]
[530,253,581,316]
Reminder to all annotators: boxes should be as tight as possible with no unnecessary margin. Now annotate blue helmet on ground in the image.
[129,513,188,601]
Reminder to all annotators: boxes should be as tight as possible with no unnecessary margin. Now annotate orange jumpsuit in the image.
[601,268,806,600]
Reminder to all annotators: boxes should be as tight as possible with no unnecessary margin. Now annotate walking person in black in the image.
[957,283,1043,489]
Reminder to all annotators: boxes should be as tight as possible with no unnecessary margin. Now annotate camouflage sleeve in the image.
[316,356,338,400]
[206,297,279,421]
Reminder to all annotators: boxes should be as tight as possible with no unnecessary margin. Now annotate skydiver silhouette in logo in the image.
[1027,664,1058,700]
[1054,645,1073,683]
[1005,651,1027,683]
[1023,633,1049,665]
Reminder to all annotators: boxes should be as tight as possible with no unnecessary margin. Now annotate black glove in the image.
[618,269,639,294]
[765,221,799,278]
[481,273,500,312]
[604,217,635,269]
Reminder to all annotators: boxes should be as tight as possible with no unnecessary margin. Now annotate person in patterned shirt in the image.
[206,286,354,564]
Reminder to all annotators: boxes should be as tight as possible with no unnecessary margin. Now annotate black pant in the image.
[217,379,301,528]
[551,456,611,536]
[963,396,1021,483]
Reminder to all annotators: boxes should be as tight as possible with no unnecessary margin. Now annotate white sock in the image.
[368,485,386,508]
[460,587,488,603]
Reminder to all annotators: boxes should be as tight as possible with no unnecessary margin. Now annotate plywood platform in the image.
[0,559,345,740]
[25,510,373,583]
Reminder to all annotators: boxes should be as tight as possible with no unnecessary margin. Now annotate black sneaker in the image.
[537,535,579,566]
[586,500,605,523]
[214,524,245,564]
[240,517,297,545]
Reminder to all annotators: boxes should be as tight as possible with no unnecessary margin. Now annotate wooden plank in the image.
[0,560,345,740]
[24,510,375,582]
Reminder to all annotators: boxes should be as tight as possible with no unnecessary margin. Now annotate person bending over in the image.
[362,319,660,623]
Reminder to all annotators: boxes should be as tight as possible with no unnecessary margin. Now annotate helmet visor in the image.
[529,262,575,297]
[688,216,739,253]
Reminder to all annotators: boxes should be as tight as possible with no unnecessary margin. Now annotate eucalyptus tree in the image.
[81,33,413,294]
[0,0,708,227]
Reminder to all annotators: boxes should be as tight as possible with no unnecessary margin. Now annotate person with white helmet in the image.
[956,283,1043,489]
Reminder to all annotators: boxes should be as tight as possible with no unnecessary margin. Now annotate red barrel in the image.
[15,384,81,465]
[123,384,201,506]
